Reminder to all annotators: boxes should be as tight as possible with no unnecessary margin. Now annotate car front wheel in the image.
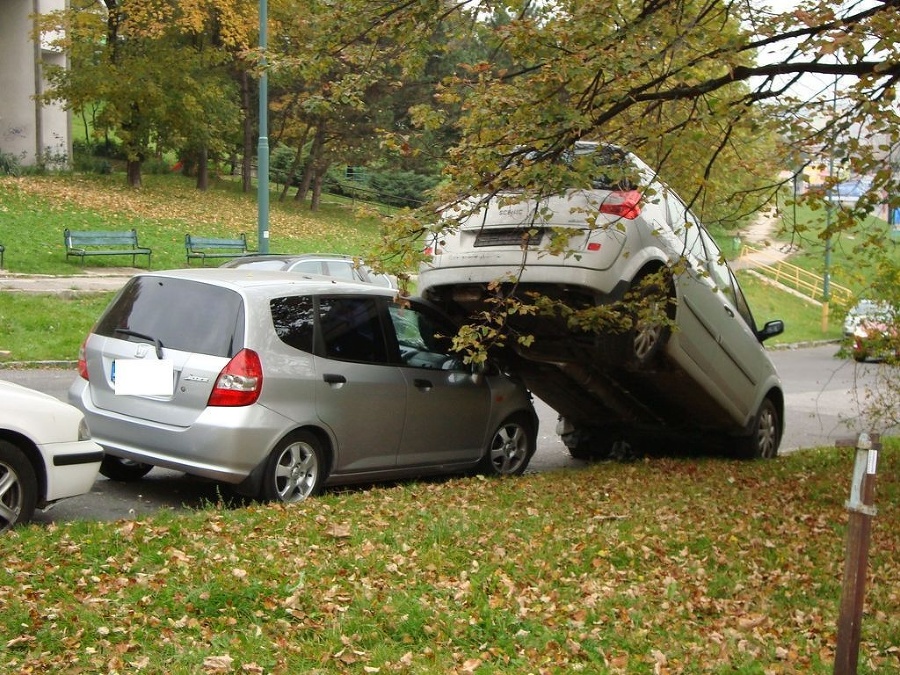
[261,431,326,503]
[99,456,154,481]
[735,398,781,459]
[0,440,38,532]
[479,415,535,476]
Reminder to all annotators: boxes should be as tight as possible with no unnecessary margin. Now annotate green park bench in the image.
[185,233,250,265]
[64,228,152,267]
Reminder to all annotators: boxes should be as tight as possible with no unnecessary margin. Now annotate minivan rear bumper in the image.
[69,379,292,484]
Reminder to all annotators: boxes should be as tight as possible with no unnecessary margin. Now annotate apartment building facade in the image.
[0,0,71,168]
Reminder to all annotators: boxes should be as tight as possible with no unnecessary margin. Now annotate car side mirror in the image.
[758,319,784,343]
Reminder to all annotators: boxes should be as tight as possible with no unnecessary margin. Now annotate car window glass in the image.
[94,277,244,357]
[321,261,357,282]
[699,228,737,307]
[290,261,324,275]
[271,295,315,353]
[389,303,466,371]
[666,192,703,260]
[320,297,388,364]
[730,273,758,331]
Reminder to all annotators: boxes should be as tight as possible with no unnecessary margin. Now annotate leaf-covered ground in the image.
[2,446,897,674]
[0,175,386,274]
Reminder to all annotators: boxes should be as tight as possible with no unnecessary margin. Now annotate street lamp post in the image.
[257,0,270,254]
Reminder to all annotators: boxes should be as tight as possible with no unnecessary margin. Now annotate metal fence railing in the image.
[739,245,854,307]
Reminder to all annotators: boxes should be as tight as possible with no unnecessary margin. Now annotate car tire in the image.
[0,440,38,532]
[735,398,781,459]
[625,270,674,369]
[479,414,535,476]
[99,456,154,481]
[260,431,326,503]
[566,428,637,462]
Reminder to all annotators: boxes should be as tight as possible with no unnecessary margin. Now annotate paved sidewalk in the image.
[0,268,135,293]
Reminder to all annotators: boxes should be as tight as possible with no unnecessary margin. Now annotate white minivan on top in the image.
[418,142,785,460]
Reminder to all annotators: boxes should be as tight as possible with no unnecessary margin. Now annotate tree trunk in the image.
[196,146,209,191]
[126,160,142,188]
[310,160,330,211]
[241,70,253,193]
[295,124,325,204]
[278,126,311,202]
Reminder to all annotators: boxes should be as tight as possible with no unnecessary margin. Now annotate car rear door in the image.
[312,295,406,472]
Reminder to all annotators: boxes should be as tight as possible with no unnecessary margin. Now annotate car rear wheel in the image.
[99,456,154,481]
[479,414,535,476]
[0,440,38,532]
[735,398,780,459]
[261,431,326,503]
[626,270,674,369]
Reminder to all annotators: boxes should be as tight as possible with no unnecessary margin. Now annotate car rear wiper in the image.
[114,329,165,360]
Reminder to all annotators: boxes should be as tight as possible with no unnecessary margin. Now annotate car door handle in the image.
[724,306,735,318]
[323,373,347,384]
[414,378,433,391]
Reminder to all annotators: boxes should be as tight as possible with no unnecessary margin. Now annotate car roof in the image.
[222,252,355,264]
[136,268,396,300]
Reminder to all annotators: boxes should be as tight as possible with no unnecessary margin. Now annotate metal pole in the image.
[257,0,270,253]
[822,77,837,333]
[833,433,880,675]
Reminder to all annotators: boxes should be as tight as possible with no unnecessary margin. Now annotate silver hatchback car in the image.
[419,142,784,460]
[68,269,537,502]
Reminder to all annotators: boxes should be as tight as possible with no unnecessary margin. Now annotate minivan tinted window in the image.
[94,277,245,358]
[271,295,315,353]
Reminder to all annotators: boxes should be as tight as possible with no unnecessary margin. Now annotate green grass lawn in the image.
[0,173,388,275]
[1,444,898,673]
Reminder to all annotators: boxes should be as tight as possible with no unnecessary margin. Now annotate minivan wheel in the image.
[735,398,780,459]
[0,441,37,532]
[99,456,154,481]
[479,415,535,476]
[261,431,326,503]
[625,270,674,369]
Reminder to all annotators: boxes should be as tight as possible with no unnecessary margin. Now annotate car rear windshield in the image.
[94,277,245,358]
[503,143,638,190]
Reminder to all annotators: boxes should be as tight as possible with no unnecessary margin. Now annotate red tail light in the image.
[207,349,263,407]
[599,190,642,219]
[77,338,89,380]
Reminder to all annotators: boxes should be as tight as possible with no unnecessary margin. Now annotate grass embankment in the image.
[2,446,898,673]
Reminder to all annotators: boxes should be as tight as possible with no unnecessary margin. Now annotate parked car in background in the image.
[418,141,785,460]
[843,299,898,362]
[1,380,104,532]
[69,269,537,503]
[220,253,397,289]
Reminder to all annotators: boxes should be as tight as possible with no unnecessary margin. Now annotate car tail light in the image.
[207,349,263,407]
[599,189,642,219]
[77,338,89,380]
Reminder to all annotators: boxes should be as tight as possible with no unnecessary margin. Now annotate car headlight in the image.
[78,418,93,441]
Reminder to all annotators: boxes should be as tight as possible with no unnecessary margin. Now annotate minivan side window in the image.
[319,297,389,364]
[271,295,316,353]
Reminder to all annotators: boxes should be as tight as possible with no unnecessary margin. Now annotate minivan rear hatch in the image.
[84,276,245,426]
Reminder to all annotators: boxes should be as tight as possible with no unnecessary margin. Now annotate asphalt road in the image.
[2,343,895,525]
